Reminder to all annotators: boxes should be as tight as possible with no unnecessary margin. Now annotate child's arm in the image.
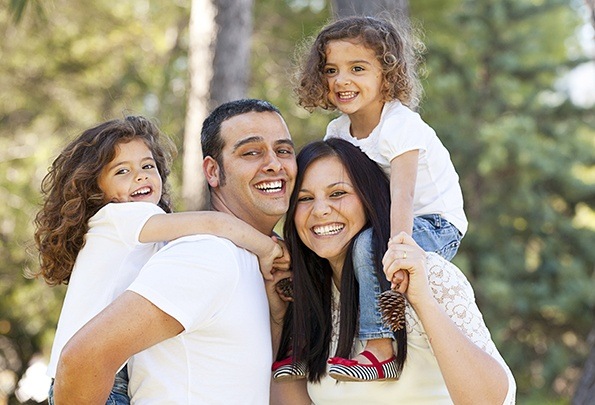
[139,211,282,280]
[389,150,419,237]
[386,149,419,292]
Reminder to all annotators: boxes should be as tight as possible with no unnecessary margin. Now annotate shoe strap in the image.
[360,350,384,379]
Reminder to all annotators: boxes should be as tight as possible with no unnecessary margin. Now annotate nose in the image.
[136,171,149,182]
[336,72,351,86]
[312,198,331,217]
[263,150,282,173]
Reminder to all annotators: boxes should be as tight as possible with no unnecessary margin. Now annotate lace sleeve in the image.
[424,253,517,404]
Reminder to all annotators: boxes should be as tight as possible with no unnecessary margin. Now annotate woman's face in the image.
[294,155,367,271]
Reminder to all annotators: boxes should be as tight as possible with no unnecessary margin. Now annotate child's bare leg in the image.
[353,338,395,364]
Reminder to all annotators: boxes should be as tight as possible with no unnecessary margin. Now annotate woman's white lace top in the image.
[307,253,516,404]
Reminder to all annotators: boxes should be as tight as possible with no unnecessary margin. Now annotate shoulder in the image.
[324,114,350,139]
[155,234,250,268]
[92,202,164,222]
[424,252,474,298]
[382,101,430,130]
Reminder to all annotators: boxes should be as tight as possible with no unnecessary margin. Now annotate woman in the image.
[272,138,516,404]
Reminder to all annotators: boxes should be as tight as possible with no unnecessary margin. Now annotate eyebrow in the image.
[106,156,155,171]
[299,181,352,193]
[325,59,373,66]
[232,136,295,152]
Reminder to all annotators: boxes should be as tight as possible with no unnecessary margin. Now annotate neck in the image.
[209,192,277,236]
[328,258,344,291]
[348,101,384,140]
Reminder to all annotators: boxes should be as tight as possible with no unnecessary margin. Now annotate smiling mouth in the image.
[337,91,357,100]
[131,187,152,197]
[313,224,344,236]
[255,180,283,193]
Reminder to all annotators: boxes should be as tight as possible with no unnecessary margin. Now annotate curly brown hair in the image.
[33,116,176,285]
[294,15,425,112]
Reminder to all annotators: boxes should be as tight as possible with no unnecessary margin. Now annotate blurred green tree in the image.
[413,0,595,401]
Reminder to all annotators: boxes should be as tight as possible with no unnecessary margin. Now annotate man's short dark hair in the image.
[201,99,281,185]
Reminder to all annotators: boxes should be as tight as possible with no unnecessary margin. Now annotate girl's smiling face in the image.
[294,155,367,272]
[98,138,162,205]
[323,39,385,121]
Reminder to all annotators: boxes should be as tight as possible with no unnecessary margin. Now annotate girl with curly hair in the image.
[35,115,284,404]
[274,15,468,382]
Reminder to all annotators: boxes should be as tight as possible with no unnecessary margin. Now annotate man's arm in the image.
[53,291,183,404]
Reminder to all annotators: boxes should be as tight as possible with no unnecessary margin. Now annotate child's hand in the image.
[271,236,291,273]
[257,237,283,281]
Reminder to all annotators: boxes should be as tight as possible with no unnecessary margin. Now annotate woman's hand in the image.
[382,232,431,306]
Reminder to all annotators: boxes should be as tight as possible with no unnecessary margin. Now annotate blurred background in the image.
[1,0,594,403]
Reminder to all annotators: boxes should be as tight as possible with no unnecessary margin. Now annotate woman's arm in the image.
[139,211,282,278]
[384,233,512,405]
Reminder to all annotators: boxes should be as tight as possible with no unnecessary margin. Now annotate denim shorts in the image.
[412,214,462,261]
[48,365,130,405]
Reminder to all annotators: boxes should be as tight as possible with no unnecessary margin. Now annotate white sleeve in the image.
[101,202,165,247]
[425,253,517,404]
[377,113,432,162]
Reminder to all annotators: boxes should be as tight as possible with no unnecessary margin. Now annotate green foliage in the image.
[251,0,335,148]
[413,0,595,400]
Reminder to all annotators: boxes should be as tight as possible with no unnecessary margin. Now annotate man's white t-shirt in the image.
[127,234,272,404]
[47,202,164,377]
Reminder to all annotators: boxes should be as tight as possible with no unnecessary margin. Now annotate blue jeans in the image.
[354,216,462,340]
[48,365,130,405]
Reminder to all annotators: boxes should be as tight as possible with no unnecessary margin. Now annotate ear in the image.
[203,156,220,188]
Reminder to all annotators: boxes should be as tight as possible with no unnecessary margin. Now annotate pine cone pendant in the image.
[276,277,293,299]
[378,290,406,331]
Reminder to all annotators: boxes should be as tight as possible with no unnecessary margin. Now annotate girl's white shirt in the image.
[325,100,468,235]
[46,202,165,377]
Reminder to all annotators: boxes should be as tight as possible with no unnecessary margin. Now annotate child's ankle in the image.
[363,338,395,360]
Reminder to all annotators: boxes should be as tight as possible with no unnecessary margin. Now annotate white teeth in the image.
[131,187,151,196]
[338,91,357,98]
[313,224,344,236]
[255,180,283,193]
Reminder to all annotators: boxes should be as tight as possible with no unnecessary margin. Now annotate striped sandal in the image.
[272,357,307,382]
[328,350,399,382]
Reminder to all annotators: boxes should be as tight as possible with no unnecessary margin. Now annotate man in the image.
[53,99,296,404]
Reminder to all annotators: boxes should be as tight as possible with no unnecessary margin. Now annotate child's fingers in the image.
[387,231,417,248]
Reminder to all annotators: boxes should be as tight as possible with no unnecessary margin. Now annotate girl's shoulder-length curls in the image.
[32,115,177,286]
[293,13,425,112]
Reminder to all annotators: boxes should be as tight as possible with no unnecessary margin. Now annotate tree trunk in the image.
[572,3,595,401]
[182,0,253,210]
[586,0,595,33]
[210,0,253,109]
[182,0,216,210]
[573,326,595,404]
[331,0,409,18]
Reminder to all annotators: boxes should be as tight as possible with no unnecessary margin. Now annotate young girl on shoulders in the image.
[34,116,284,404]
[274,15,468,382]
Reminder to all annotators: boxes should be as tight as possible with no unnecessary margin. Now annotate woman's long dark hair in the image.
[280,138,407,382]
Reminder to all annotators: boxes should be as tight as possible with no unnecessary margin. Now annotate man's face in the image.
[207,111,297,233]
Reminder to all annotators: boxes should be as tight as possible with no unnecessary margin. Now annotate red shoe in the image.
[328,350,398,382]
[272,357,307,382]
